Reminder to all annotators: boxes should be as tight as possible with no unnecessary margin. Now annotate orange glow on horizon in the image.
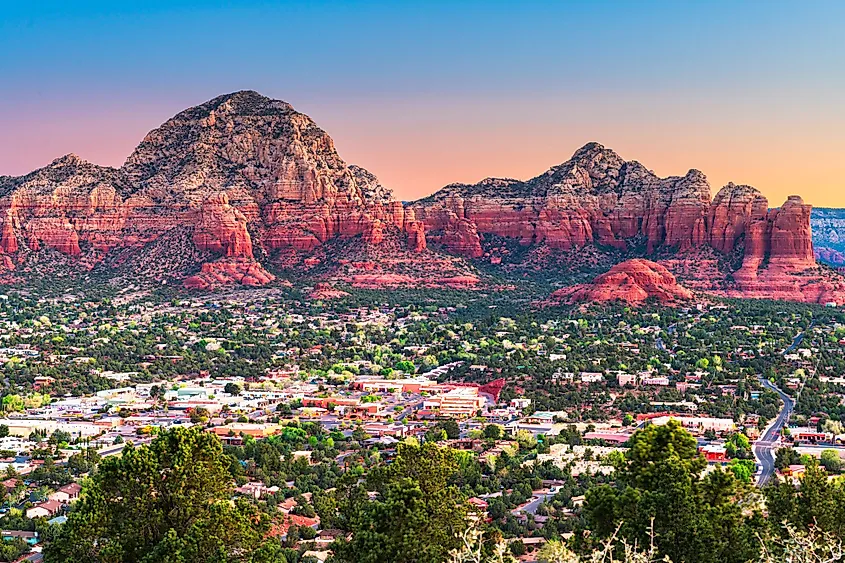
[2,95,843,209]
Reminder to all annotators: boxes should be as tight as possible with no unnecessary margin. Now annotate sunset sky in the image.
[2,1,844,206]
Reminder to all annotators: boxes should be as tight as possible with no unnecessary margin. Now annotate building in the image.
[510,398,531,410]
[423,387,485,418]
[49,483,81,504]
[793,430,833,445]
[617,373,637,387]
[642,377,670,386]
[649,416,735,434]
[209,423,281,439]
[26,500,62,519]
[523,411,557,425]
[699,444,727,463]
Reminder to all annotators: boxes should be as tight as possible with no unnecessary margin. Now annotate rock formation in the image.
[0,92,840,303]
[410,143,713,255]
[412,143,840,303]
[550,259,693,305]
[0,91,427,288]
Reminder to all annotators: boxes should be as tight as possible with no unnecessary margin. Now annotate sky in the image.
[2,0,844,206]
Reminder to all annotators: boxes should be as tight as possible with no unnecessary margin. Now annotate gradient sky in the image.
[2,1,845,206]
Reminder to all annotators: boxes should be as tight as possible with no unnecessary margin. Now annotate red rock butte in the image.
[551,259,693,305]
[0,91,842,303]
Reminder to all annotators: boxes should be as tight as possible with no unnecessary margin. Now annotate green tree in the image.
[728,458,755,484]
[189,406,211,424]
[331,441,469,563]
[1,395,24,412]
[774,447,800,471]
[584,420,761,563]
[483,424,504,440]
[394,360,416,373]
[820,450,842,473]
[224,383,242,396]
[436,419,460,440]
[765,460,845,539]
[44,427,269,563]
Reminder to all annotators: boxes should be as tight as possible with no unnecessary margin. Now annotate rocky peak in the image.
[122,90,353,206]
[0,153,127,198]
[782,195,808,208]
[349,165,394,204]
[712,182,762,202]
[51,153,85,166]
[537,142,627,196]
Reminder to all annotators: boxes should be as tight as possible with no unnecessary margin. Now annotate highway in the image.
[752,323,811,486]
[753,376,794,486]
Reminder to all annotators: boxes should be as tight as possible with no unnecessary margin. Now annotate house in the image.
[468,497,489,513]
[2,479,19,497]
[49,483,81,504]
[26,500,62,519]
[523,412,556,425]
[510,398,531,410]
[580,372,603,384]
[617,373,637,387]
[782,464,806,478]
[234,482,280,499]
[268,514,321,539]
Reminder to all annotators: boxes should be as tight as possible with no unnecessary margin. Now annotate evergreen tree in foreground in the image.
[44,427,272,563]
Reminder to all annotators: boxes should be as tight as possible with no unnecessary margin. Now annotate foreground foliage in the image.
[44,427,271,563]
[583,420,762,563]
[330,440,469,563]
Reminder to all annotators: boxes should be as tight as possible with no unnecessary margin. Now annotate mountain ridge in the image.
[0,91,842,303]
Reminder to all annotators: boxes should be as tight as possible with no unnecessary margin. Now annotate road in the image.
[512,489,557,516]
[753,377,794,486]
[752,323,810,486]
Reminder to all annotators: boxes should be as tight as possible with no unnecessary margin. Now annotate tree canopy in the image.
[583,420,761,563]
[44,427,271,563]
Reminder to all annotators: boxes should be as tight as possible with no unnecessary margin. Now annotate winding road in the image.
[752,322,812,486]
[753,377,794,486]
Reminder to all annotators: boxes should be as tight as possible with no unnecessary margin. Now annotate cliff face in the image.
[412,143,840,303]
[0,91,426,288]
[0,92,838,302]
[411,143,712,256]
[0,154,131,259]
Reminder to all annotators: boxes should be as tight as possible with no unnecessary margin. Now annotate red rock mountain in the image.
[551,259,693,305]
[411,143,712,256]
[0,91,426,288]
[0,92,840,303]
[411,143,845,304]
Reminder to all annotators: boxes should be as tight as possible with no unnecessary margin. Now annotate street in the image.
[752,323,810,486]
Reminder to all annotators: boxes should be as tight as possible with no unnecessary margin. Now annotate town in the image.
[0,285,842,562]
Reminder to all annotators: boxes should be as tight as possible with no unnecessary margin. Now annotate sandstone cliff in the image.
[1,93,840,303]
[412,143,841,304]
[411,143,712,256]
[0,91,426,288]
